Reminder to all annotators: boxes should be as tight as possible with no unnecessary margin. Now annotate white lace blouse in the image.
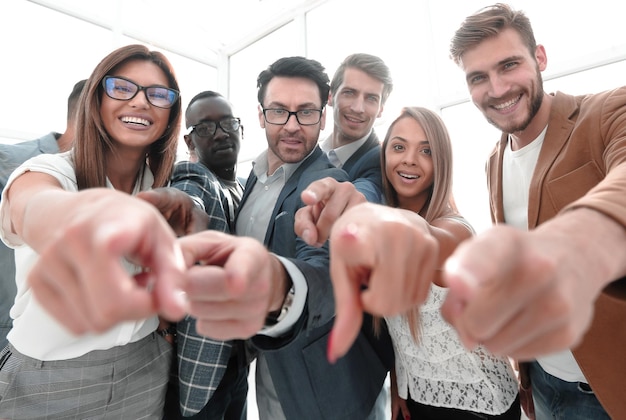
[386,284,519,415]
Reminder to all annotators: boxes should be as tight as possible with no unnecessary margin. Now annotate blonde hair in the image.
[380,106,459,339]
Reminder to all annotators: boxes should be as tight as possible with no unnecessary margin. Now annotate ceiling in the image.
[30,0,328,62]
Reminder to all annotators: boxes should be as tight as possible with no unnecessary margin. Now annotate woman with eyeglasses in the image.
[0,44,187,418]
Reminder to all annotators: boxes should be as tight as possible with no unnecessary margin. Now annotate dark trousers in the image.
[400,394,521,420]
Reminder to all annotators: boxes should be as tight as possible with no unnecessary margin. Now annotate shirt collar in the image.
[320,130,371,167]
[252,148,312,183]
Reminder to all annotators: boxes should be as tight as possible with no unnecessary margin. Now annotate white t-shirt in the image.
[0,151,158,361]
[502,129,588,383]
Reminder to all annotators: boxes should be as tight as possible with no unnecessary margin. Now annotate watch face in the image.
[265,285,295,326]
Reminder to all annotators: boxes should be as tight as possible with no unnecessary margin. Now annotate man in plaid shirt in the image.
[166,91,247,419]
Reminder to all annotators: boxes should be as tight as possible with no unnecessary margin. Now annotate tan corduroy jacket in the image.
[486,87,626,419]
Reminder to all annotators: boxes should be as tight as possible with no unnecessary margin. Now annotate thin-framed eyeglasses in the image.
[189,117,241,138]
[102,75,179,109]
[262,108,323,126]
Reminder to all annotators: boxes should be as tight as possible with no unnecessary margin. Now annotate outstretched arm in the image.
[138,187,209,236]
[5,172,188,334]
[441,208,626,360]
[326,202,473,361]
[295,177,366,247]
[178,230,290,339]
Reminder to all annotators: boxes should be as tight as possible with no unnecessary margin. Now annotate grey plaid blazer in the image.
[170,161,242,416]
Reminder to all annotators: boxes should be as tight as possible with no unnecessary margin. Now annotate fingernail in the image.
[302,229,312,244]
[342,223,358,238]
[444,257,479,288]
[174,289,189,312]
[173,242,186,270]
[327,330,337,364]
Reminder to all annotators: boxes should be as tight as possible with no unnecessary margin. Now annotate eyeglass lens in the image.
[193,118,240,137]
[102,76,178,109]
[263,109,321,125]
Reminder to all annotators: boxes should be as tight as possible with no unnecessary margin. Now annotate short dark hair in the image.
[67,79,87,122]
[450,3,537,66]
[187,90,224,108]
[256,56,330,108]
[185,90,226,128]
[330,53,393,104]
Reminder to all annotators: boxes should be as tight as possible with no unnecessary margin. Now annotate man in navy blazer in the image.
[317,53,396,416]
[320,53,394,203]
[231,56,389,419]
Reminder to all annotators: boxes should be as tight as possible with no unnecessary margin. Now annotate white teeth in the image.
[494,95,521,110]
[121,116,151,126]
[399,172,418,179]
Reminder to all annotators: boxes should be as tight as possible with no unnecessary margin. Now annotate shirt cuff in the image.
[257,254,307,337]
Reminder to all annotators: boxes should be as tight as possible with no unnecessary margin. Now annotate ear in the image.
[258,104,266,128]
[535,44,548,72]
[328,91,334,107]
[183,134,194,151]
[320,107,327,131]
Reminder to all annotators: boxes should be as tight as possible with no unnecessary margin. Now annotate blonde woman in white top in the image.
[378,107,520,419]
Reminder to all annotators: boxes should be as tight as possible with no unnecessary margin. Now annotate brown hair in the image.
[330,53,393,105]
[449,3,537,66]
[73,44,181,190]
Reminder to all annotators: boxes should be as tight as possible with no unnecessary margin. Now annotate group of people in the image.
[0,3,624,420]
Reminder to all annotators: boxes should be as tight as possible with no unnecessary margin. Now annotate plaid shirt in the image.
[170,161,242,416]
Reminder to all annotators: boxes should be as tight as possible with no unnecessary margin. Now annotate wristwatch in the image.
[265,284,295,326]
[157,325,177,342]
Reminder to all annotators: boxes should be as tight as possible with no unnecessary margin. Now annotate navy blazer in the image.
[342,131,384,203]
[337,131,395,372]
[240,147,389,419]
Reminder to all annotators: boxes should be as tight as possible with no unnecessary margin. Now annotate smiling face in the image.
[258,76,325,174]
[185,95,241,176]
[461,28,546,135]
[384,116,434,213]
[329,67,384,147]
[100,59,171,155]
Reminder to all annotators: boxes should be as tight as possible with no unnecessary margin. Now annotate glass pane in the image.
[229,21,301,165]
[0,1,113,142]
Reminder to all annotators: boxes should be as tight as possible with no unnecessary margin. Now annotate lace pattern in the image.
[387,285,518,415]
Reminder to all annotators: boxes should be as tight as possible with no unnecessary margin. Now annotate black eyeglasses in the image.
[102,76,179,109]
[190,117,241,138]
[262,108,323,126]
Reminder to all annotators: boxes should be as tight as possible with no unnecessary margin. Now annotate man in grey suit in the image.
[0,79,86,349]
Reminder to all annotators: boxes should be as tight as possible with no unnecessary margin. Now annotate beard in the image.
[486,71,545,134]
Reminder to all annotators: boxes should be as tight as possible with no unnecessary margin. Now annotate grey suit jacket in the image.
[241,147,389,419]
[0,132,60,350]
